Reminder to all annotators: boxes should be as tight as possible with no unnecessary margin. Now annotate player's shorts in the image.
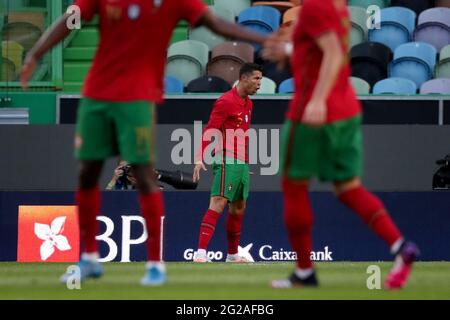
[280,115,362,182]
[75,98,155,164]
[211,157,250,203]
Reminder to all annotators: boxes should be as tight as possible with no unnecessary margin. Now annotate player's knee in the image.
[209,197,227,213]
[333,177,361,195]
[229,201,246,215]
[229,207,245,216]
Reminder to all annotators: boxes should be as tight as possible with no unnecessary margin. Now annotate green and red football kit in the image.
[197,87,253,202]
[282,0,403,275]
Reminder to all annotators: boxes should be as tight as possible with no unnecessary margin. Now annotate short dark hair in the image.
[239,63,263,78]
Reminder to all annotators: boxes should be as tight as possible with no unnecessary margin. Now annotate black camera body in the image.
[118,165,133,186]
[432,155,450,190]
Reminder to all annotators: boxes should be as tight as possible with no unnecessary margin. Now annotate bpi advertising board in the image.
[1,191,449,262]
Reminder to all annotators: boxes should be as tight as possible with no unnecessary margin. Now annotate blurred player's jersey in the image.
[75,0,207,103]
[289,0,361,123]
[197,87,253,163]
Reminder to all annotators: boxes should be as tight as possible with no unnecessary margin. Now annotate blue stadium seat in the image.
[164,76,184,94]
[389,42,437,87]
[368,7,416,52]
[278,78,294,93]
[238,6,280,32]
[373,77,418,94]
[238,6,280,51]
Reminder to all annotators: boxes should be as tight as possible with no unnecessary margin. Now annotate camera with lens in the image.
[432,154,450,190]
[155,169,198,190]
[114,164,197,190]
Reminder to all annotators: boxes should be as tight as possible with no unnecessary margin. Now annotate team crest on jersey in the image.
[245,115,249,123]
[128,4,141,20]
[154,0,163,8]
[228,184,233,192]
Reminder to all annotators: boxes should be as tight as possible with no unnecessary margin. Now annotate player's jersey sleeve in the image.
[301,1,336,38]
[196,99,229,162]
[74,0,99,22]
[205,99,229,131]
[177,0,209,27]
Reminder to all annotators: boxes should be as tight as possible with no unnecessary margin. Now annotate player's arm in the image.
[20,13,73,90]
[193,101,228,182]
[301,31,344,126]
[310,32,344,106]
[198,10,267,45]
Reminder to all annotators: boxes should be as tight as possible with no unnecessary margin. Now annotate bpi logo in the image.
[17,206,79,262]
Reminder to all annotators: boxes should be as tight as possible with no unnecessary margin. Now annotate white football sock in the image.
[295,268,314,279]
[390,238,404,255]
[196,249,207,257]
[81,252,99,262]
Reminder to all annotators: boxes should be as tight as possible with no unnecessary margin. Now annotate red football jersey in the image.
[74,0,207,102]
[288,0,361,122]
[197,87,253,163]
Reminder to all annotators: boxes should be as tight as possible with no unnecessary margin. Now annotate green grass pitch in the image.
[0,262,449,300]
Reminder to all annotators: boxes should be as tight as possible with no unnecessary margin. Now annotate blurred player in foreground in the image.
[21,0,266,286]
[192,63,262,263]
[262,0,419,289]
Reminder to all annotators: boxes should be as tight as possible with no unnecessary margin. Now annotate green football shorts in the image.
[75,98,156,164]
[211,157,250,203]
[280,115,363,182]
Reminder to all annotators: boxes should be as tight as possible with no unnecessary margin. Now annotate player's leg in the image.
[271,178,319,288]
[113,101,166,285]
[77,160,104,252]
[334,178,419,289]
[225,161,250,262]
[334,178,403,249]
[226,199,247,262]
[195,157,239,262]
[330,116,419,289]
[272,121,320,288]
[131,163,166,285]
[194,196,228,262]
[61,99,115,283]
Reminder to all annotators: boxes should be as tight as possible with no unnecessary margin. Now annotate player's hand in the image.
[301,99,327,127]
[262,35,289,63]
[20,53,38,91]
[114,166,125,179]
[261,27,293,68]
[193,162,207,183]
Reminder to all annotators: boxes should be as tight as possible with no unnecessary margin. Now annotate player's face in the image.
[244,71,263,96]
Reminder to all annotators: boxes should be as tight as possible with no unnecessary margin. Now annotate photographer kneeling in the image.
[106,160,137,190]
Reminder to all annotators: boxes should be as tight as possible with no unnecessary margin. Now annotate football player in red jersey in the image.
[21,0,267,286]
[262,0,419,289]
[192,63,262,263]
